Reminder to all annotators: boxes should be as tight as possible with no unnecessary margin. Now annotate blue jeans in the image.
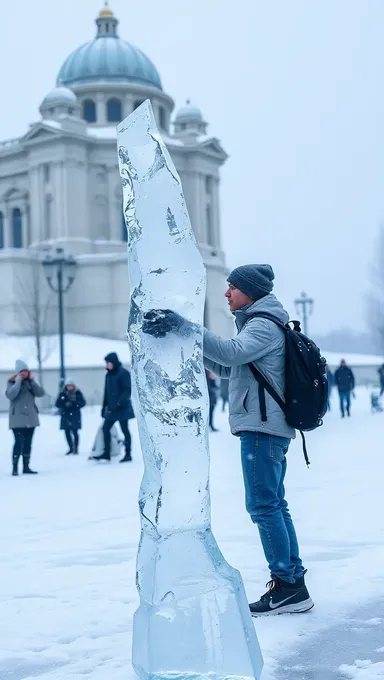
[339,391,351,416]
[240,431,305,583]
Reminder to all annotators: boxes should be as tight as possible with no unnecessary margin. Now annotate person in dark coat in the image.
[55,377,86,455]
[378,364,384,397]
[334,359,355,418]
[93,352,134,462]
[220,378,229,412]
[6,359,45,476]
[206,370,219,432]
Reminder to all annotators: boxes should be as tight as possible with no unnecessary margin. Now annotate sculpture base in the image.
[145,673,257,680]
[133,530,263,680]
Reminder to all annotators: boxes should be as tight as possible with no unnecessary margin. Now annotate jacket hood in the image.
[234,293,289,330]
[104,352,121,368]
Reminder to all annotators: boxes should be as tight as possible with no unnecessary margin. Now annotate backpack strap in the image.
[248,312,301,333]
[247,314,310,467]
[247,361,286,415]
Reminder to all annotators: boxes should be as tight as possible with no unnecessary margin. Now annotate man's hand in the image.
[142,309,189,338]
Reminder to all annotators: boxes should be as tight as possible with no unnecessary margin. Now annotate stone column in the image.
[96,93,106,125]
[53,161,64,240]
[191,172,204,244]
[28,166,41,245]
[213,177,221,251]
[107,165,118,240]
[23,195,31,246]
[2,203,10,248]
[123,94,133,119]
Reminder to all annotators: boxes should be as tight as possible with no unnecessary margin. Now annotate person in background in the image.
[55,378,86,455]
[334,359,355,418]
[370,391,383,413]
[94,352,134,463]
[326,365,334,411]
[220,378,229,412]
[6,360,45,476]
[378,363,384,397]
[206,370,219,432]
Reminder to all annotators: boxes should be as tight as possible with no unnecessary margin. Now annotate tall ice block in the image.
[117,100,263,680]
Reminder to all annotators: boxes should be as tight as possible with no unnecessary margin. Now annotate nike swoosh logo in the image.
[269,593,298,609]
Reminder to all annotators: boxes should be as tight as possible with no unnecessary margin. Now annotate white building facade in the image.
[0,5,233,340]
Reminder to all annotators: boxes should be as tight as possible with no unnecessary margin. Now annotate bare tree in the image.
[368,226,384,354]
[15,253,55,387]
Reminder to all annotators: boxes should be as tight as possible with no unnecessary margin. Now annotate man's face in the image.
[66,384,75,391]
[106,361,114,371]
[225,284,254,312]
[340,361,346,368]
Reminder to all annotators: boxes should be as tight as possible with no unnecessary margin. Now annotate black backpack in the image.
[247,314,328,466]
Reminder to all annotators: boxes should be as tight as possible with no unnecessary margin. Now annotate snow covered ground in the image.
[1,388,384,680]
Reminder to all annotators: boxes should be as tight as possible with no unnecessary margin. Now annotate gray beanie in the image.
[15,359,29,372]
[227,264,275,301]
[65,376,75,387]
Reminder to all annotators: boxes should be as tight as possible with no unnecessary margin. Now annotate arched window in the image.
[133,100,145,111]
[82,99,96,123]
[107,98,122,123]
[12,208,23,248]
[159,107,166,130]
[122,208,128,242]
[0,212,4,249]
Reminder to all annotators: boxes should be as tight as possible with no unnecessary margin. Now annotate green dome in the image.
[57,6,162,91]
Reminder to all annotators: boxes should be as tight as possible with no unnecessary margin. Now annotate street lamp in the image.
[42,247,77,388]
[294,291,313,337]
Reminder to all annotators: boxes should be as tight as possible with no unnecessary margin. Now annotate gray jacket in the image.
[6,377,45,430]
[203,294,295,439]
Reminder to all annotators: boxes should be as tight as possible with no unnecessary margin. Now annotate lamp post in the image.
[294,291,313,337]
[42,247,77,388]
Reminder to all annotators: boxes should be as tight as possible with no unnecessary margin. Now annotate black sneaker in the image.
[249,576,314,616]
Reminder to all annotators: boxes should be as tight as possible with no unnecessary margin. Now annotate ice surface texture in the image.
[117,100,263,680]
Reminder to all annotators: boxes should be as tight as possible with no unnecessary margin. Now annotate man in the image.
[378,363,384,397]
[143,264,313,616]
[334,359,355,418]
[94,352,134,462]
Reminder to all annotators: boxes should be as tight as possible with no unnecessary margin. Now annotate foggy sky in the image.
[2,0,384,334]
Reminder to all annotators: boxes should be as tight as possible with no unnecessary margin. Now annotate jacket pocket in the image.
[269,437,290,462]
[242,389,250,413]
[230,387,249,414]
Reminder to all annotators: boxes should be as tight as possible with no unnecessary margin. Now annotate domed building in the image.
[0,5,231,342]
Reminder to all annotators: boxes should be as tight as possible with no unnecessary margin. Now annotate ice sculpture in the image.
[117,101,263,680]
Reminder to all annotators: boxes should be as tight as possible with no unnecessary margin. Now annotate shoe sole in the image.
[251,597,314,617]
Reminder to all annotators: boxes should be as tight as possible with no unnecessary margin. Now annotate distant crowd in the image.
[5,353,384,477]
[5,352,134,476]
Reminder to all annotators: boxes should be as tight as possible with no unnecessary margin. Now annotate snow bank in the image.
[0,334,131,370]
